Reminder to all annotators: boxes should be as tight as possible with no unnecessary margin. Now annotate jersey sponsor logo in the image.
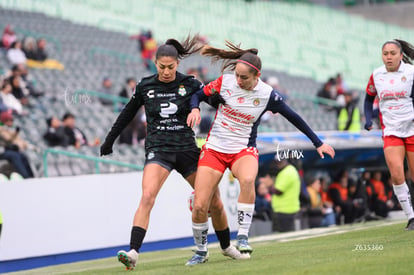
[379,90,408,101]
[160,102,178,118]
[178,85,187,96]
[237,97,245,103]
[220,105,255,125]
[390,79,395,85]
[147,90,155,98]
[253,99,260,106]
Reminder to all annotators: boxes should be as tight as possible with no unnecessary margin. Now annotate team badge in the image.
[237,97,245,103]
[253,99,260,106]
[369,85,375,94]
[178,85,187,96]
[402,76,407,82]
[390,79,395,85]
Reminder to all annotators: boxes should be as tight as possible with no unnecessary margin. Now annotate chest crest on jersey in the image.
[178,85,187,96]
[253,98,260,106]
[401,76,407,83]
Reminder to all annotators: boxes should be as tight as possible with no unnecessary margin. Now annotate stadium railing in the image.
[42,148,143,177]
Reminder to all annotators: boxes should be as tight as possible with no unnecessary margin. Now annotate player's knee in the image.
[140,191,156,208]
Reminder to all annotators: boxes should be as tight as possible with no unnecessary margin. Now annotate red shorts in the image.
[383,135,414,152]
[198,147,259,173]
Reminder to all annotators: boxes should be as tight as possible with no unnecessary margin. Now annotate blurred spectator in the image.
[17,64,43,97]
[62,112,100,148]
[267,159,301,232]
[7,71,30,107]
[187,67,208,84]
[99,76,115,106]
[6,41,27,65]
[317,77,336,111]
[0,79,24,115]
[254,181,273,222]
[33,38,48,61]
[22,36,37,60]
[0,110,34,178]
[43,116,69,147]
[367,171,391,218]
[265,76,288,101]
[334,73,348,97]
[118,109,146,146]
[130,30,157,73]
[327,170,359,224]
[1,25,17,49]
[195,115,212,148]
[306,176,336,228]
[119,77,137,99]
[337,90,361,132]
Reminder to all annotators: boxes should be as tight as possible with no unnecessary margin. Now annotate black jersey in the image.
[104,72,203,153]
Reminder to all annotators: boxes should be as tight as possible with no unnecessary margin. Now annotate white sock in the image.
[192,222,209,252]
[393,183,414,220]
[237,203,255,238]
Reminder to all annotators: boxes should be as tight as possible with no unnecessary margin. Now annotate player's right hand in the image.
[187,108,201,128]
[100,141,113,156]
[364,121,373,131]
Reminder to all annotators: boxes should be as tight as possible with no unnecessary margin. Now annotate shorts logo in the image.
[237,97,245,104]
[253,99,260,106]
[148,152,155,159]
[199,150,205,160]
[401,76,407,82]
[178,85,187,96]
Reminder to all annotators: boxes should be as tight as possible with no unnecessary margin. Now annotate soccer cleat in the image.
[236,238,253,254]
[185,251,209,266]
[117,249,139,270]
[222,245,250,259]
[406,218,414,231]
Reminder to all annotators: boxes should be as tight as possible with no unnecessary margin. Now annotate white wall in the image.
[0,170,239,261]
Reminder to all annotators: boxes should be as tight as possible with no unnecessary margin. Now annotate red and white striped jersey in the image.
[366,61,414,137]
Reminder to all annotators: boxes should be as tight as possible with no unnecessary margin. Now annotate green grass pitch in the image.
[10,220,414,275]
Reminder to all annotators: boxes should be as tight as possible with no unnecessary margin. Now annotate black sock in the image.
[130,226,146,253]
[215,227,230,250]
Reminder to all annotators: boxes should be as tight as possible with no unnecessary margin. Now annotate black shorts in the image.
[145,149,200,178]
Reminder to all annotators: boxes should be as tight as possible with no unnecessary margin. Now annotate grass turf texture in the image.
[9,221,413,275]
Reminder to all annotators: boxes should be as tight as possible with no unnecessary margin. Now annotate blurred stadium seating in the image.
[0,0,411,177]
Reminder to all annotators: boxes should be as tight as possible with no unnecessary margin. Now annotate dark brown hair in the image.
[201,40,261,74]
[155,34,204,60]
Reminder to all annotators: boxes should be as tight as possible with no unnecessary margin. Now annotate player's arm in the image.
[268,90,334,159]
[187,76,224,128]
[364,74,377,131]
[100,86,143,156]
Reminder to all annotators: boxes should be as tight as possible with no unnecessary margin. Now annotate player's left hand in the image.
[187,108,201,128]
[316,143,335,159]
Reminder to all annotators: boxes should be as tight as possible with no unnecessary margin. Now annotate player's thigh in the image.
[231,155,258,184]
[193,165,223,207]
[142,163,170,198]
[384,146,406,183]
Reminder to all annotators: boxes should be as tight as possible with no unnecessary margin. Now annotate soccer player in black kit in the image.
[100,34,248,270]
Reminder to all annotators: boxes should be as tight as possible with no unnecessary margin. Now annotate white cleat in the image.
[117,249,139,270]
[222,245,251,259]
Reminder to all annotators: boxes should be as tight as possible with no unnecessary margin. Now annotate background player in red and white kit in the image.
[185,41,335,266]
[364,39,414,231]
[100,35,246,270]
